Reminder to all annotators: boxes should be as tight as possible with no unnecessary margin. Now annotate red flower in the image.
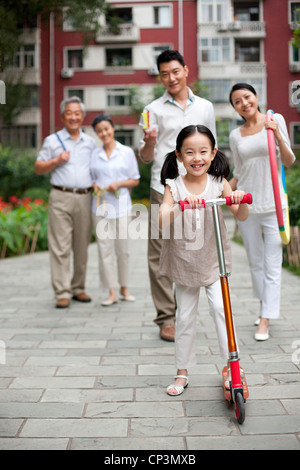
[9,195,18,205]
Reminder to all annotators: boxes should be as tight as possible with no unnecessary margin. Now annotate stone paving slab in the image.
[0,213,299,450]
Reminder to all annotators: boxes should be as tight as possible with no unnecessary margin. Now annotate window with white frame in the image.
[115,129,134,147]
[153,5,171,26]
[67,49,83,69]
[12,45,36,68]
[201,79,231,102]
[67,89,85,102]
[200,0,228,23]
[200,37,231,62]
[289,1,300,23]
[105,48,132,67]
[106,88,131,107]
[290,42,300,65]
[202,78,266,105]
[235,40,260,62]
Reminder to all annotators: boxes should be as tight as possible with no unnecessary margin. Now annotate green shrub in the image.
[0,145,51,200]
[285,162,300,227]
[131,160,152,200]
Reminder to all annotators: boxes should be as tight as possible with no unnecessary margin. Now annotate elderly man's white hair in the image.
[60,96,86,117]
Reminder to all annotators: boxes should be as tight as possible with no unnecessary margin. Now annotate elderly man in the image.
[35,96,96,308]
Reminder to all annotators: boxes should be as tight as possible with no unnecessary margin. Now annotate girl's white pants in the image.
[175,280,230,369]
[237,211,282,320]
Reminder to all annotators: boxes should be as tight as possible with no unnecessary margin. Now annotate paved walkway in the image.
[0,212,299,450]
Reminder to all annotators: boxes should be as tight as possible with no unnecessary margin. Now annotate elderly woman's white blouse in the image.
[229,113,295,214]
[90,141,140,218]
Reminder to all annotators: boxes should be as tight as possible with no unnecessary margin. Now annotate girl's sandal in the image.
[166,375,189,396]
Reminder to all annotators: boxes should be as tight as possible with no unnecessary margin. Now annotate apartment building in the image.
[40,0,198,150]
[1,0,299,150]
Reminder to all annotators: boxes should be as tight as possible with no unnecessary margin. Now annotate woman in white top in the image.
[229,83,295,340]
[91,114,140,306]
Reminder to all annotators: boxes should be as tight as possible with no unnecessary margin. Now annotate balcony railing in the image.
[96,23,140,43]
[216,21,265,36]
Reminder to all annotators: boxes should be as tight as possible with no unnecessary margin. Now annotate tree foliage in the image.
[0,0,107,71]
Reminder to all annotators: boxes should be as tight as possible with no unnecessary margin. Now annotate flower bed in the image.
[0,196,48,258]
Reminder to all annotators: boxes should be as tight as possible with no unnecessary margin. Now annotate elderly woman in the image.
[91,114,140,306]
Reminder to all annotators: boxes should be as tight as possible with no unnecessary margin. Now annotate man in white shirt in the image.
[140,50,217,341]
[35,97,96,308]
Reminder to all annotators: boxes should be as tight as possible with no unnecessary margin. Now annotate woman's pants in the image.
[238,211,283,320]
[92,213,129,289]
[175,280,230,369]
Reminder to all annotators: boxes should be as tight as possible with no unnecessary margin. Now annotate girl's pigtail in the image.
[161,151,179,186]
[208,150,230,180]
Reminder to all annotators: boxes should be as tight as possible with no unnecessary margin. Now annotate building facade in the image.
[1,0,299,151]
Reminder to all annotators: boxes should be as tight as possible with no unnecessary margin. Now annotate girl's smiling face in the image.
[176,132,216,178]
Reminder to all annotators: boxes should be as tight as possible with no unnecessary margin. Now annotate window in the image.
[200,38,231,62]
[291,123,300,147]
[67,49,83,69]
[0,125,37,148]
[200,0,228,22]
[235,40,260,62]
[12,45,36,68]
[234,2,259,21]
[25,85,39,107]
[292,44,300,63]
[154,6,171,26]
[290,1,300,22]
[106,7,133,23]
[67,89,84,102]
[201,79,231,102]
[106,48,132,67]
[202,78,266,105]
[107,88,131,107]
[115,129,134,147]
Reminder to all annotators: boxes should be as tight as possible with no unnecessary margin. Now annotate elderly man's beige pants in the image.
[48,188,92,300]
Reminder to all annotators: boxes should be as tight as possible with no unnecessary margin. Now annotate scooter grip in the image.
[225,193,252,206]
[178,200,206,211]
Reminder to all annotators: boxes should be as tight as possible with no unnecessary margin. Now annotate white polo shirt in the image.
[140,88,217,195]
[37,128,96,189]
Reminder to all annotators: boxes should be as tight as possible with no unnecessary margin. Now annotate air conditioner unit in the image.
[61,68,74,79]
[290,64,300,73]
[230,21,241,31]
[148,65,159,76]
[290,21,300,30]
[217,22,228,32]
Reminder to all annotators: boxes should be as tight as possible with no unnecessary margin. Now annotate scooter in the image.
[179,193,252,424]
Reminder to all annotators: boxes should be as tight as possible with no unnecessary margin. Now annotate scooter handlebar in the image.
[178,193,252,211]
[225,193,252,206]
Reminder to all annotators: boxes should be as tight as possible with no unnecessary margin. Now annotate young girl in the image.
[159,125,248,396]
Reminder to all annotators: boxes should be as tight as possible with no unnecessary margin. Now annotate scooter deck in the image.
[222,366,249,402]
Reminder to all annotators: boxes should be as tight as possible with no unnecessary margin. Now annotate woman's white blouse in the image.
[90,141,140,218]
[230,113,295,214]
